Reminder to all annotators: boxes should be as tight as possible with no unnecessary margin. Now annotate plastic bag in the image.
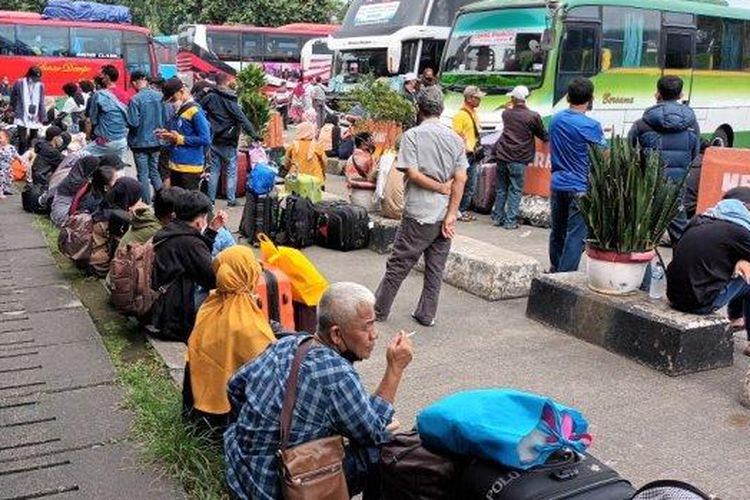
[249,162,278,196]
[374,149,396,202]
[258,233,328,306]
[417,389,592,470]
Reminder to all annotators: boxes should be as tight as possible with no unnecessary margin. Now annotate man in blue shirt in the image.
[85,65,129,160]
[548,78,607,273]
[225,282,414,500]
[127,70,166,204]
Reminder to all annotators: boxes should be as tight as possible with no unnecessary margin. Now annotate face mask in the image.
[338,335,361,364]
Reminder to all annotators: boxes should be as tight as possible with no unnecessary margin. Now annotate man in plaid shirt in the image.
[224,282,414,499]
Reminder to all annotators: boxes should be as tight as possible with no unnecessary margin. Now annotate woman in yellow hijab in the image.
[284,121,327,182]
[184,245,274,431]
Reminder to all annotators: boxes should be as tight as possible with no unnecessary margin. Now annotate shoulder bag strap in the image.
[460,108,481,147]
[279,336,315,451]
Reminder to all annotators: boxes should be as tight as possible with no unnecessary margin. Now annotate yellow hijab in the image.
[187,246,274,415]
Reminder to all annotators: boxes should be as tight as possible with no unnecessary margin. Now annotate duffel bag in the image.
[461,450,635,500]
[380,430,462,500]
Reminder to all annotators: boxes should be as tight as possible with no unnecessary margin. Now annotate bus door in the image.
[554,21,600,107]
[661,13,696,106]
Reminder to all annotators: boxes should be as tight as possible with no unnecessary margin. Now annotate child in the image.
[0,129,18,198]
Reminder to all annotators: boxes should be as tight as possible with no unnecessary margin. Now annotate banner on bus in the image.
[523,138,551,198]
[697,147,750,213]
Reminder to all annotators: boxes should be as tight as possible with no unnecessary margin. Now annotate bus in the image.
[154,34,178,79]
[439,0,750,148]
[300,37,336,82]
[328,0,481,90]
[176,23,339,87]
[0,11,157,96]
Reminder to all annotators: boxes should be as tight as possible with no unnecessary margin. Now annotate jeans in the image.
[85,137,128,161]
[207,144,238,203]
[549,189,587,273]
[696,277,750,340]
[459,157,478,213]
[16,126,39,155]
[133,148,163,204]
[492,161,526,226]
[375,217,452,324]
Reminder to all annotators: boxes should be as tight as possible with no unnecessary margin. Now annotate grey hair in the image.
[317,282,376,334]
[417,86,444,117]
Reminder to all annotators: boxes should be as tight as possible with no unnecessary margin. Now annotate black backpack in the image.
[21,183,49,214]
[276,194,316,248]
[314,200,370,251]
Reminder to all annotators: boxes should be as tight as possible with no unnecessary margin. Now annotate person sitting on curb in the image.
[149,190,227,342]
[667,187,750,356]
[116,186,183,252]
[184,245,275,434]
[225,282,414,500]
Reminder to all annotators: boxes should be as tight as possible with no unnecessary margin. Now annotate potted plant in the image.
[578,136,683,295]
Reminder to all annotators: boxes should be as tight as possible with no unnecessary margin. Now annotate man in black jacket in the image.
[150,190,227,342]
[199,73,259,206]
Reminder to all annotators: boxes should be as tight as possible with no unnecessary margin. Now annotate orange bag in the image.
[11,158,26,182]
[263,112,284,149]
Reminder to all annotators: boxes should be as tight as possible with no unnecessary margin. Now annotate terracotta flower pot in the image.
[586,247,655,295]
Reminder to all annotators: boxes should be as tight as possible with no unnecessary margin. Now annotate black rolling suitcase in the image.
[314,201,370,251]
[460,451,635,500]
[239,192,279,245]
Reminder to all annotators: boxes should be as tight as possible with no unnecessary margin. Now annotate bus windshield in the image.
[335,48,389,82]
[441,7,549,92]
[335,0,429,38]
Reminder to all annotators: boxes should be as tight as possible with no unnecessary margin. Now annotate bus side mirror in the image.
[541,28,555,51]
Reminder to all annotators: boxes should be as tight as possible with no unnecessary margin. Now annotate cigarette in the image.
[406,331,417,338]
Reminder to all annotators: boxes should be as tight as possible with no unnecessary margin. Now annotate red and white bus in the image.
[300,37,336,83]
[176,23,339,87]
[0,11,157,97]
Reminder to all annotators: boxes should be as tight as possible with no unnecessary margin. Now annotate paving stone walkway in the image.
[0,200,183,500]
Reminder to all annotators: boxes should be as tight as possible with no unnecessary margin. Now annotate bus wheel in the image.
[711,127,732,148]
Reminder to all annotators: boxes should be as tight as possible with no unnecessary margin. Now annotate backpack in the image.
[110,239,158,318]
[276,194,317,248]
[21,183,48,214]
[58,212,94,264]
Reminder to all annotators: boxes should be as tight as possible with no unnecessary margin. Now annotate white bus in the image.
[300,37,336,82]
[328,0,481,89]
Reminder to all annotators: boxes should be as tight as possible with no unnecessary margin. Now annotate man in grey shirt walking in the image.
[374,88,468,326]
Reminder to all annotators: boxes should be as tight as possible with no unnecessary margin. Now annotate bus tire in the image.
[712,127,732,148]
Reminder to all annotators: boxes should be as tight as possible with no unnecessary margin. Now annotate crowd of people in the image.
[0,57,743,499]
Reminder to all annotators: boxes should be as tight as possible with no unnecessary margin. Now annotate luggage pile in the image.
[240,159,371,253]
[381,389,639,500]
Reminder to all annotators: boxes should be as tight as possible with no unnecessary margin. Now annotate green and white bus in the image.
[440,0,750,147]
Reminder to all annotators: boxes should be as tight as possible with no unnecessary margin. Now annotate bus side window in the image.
[601,7,661,69]
[696,16,743,71]
[745,21,750,71]
[400,40,418,75]
[0,24,14,56]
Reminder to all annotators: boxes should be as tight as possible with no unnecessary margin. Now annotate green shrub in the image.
[236,65,270,135]
[579,136,684,254]
[340,75,416,129]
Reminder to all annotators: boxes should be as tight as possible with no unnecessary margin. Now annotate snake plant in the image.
[578,136,685,254]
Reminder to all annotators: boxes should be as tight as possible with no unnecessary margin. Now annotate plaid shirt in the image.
[224,335,395,500]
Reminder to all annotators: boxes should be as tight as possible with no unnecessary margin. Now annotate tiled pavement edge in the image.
[0,199,184,500]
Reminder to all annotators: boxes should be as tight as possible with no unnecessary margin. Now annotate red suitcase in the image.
[256,265,295,331]
[218,148,249,199]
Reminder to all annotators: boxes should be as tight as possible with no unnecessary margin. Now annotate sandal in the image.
[458,213,476,222]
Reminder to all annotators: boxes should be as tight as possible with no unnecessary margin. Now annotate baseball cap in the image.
[506,85,530,101]
[723,187,750,204]
[161,77,185,102]
[464,85,486,99]
[404,72,418,82]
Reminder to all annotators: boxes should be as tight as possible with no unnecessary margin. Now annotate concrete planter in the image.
[586,247,654,295]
